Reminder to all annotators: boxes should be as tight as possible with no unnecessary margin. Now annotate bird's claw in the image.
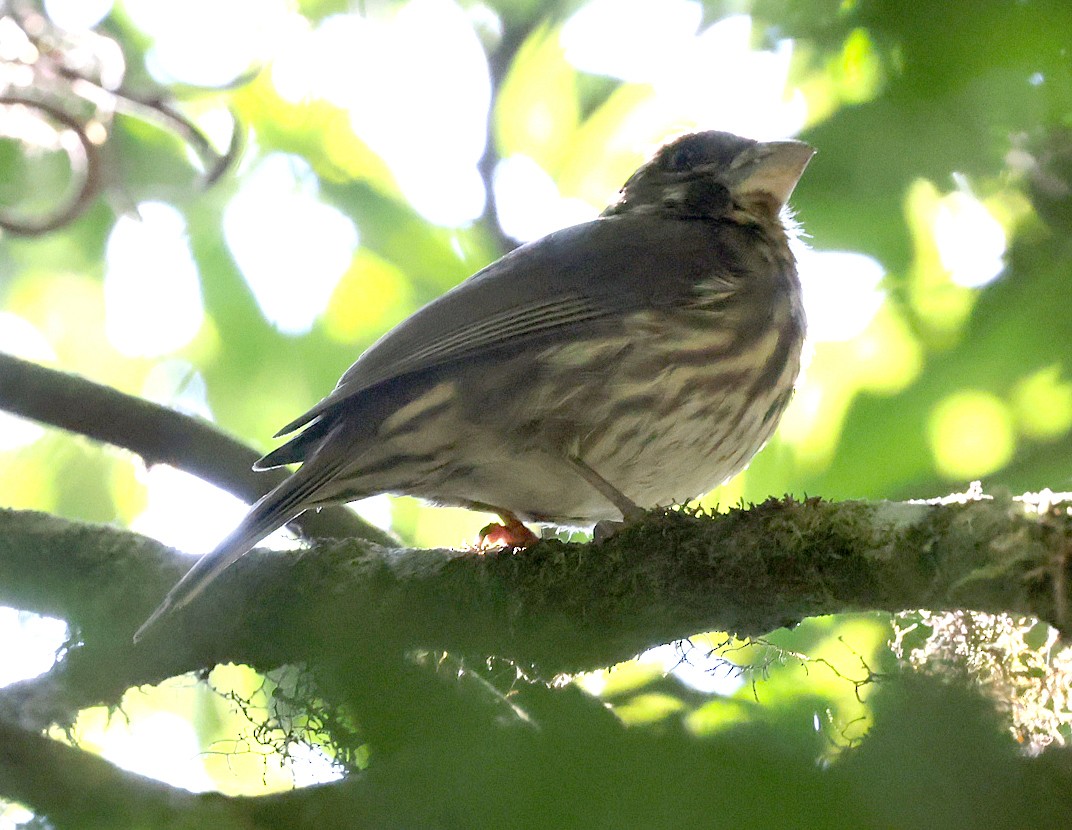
[478,519,540,549]
[593,519,624,543]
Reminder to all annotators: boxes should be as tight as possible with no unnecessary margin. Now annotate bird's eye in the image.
[664,142,703,172]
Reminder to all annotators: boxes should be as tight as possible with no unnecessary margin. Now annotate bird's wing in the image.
[273,214,724,437]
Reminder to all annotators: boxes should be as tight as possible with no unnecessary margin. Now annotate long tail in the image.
[133,450,347,642]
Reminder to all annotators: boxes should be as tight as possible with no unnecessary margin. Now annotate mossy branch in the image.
[1,493,1070,828]
[1,491,1068,702]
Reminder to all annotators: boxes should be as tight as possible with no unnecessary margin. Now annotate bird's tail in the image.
[133,450,348,642]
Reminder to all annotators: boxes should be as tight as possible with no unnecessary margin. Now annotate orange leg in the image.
[478,511,540,548]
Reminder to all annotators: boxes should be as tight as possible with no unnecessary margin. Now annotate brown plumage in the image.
[135,130,814,641]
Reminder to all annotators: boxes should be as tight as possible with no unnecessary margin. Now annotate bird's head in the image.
[604,131,815,224]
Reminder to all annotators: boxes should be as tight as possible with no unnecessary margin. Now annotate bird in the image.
[134,130,814,642]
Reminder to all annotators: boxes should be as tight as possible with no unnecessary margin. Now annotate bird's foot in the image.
[592,519,624,544]
[478,514,540,548]
[592,503,649,543]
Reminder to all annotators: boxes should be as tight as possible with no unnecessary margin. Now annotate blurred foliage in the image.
[1,0,1072,818]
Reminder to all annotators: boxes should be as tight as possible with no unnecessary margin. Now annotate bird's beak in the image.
[725,140,815,210]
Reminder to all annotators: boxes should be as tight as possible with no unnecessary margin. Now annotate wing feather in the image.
[274,214,726,437]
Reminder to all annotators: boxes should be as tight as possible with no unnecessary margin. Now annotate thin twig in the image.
[0,95,101,236]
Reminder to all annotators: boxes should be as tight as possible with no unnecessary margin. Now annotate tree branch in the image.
[2,495,1071,826]
[1,492,1067,696]
[0,716,392,830]
[0,353,395,547]
[0,96,102,237]
[5,660,1072,830]
[0,719,238,830]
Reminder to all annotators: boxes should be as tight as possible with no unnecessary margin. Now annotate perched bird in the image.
[134,130,814,641]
